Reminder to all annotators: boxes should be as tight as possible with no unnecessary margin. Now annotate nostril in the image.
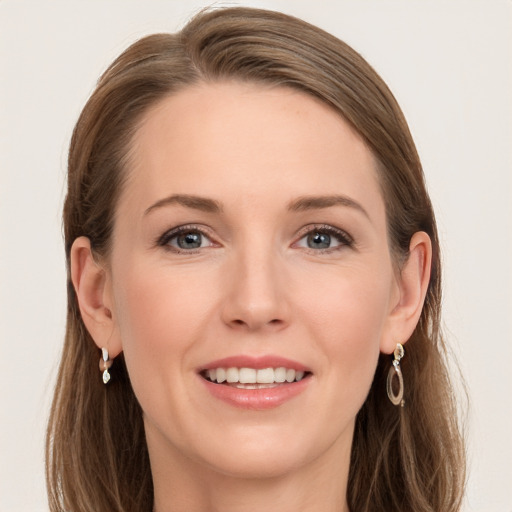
[229,318,283,329]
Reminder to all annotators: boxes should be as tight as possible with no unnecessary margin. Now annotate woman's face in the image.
[106,81,401,478]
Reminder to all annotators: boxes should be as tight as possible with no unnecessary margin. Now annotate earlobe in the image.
[70,237,122,357]
[380,231,432,354]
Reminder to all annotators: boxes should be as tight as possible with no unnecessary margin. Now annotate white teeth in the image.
[205,367,307,384]
[239,367,257,383]
[274,367,286,383]
[216,368,226,383]
[256,368,274,384]
[226,367,239,383]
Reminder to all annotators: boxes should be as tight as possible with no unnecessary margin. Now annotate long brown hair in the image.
[46,7,465,511]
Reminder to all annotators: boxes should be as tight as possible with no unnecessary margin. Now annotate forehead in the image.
[122,81,384,221]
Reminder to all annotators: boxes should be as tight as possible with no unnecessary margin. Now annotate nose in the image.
[220,244,289,332]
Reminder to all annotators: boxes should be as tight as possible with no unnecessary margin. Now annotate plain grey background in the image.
[1,1,511,510]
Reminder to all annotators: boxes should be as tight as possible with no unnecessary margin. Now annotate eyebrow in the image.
[144,194,223,215]
[288,195,370,219]
[144,193,369,219]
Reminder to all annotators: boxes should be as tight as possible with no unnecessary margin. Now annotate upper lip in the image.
[200,355,310,372]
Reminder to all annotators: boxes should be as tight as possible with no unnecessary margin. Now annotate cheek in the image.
[299,263,392,344]
[295,264,393,398]
[114,261,211,338]
[111,262,216,392]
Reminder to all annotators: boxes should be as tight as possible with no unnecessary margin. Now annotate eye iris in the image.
[308,232,331,249]
[177,232,202,249]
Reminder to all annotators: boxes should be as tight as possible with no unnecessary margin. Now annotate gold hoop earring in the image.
[386,343,405,407]
[99,347,113,384]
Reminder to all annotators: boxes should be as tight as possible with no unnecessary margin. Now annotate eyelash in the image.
[156,224,217,254]
[294,224,354,253]
[156,223,354,254]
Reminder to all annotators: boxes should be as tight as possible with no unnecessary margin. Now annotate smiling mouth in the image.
[201,367,311,389]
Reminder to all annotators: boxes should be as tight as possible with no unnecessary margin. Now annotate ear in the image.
[70,236,122,358]
[380,231,432,354]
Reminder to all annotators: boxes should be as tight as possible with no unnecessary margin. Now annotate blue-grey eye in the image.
[161,229,213,251]
[176,232,203,249]
[158,225,217,253]
[295,226,352,251]
[307,232,331,249]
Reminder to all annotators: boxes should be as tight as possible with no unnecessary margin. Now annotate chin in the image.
[202,446,309,480]
[188,423,341,481]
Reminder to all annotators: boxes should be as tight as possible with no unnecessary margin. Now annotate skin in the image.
[72,82,431,512]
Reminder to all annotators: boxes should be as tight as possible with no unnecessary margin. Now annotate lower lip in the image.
[200,376,310,410]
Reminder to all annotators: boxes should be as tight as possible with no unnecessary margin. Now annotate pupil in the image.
[178,232,201,249]
[308,232,330,249]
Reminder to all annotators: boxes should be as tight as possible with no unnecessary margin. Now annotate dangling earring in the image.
[99,347,113,384]
[387,343,405,407]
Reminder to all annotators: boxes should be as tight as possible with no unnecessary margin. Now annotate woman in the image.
[46,6,465,512]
